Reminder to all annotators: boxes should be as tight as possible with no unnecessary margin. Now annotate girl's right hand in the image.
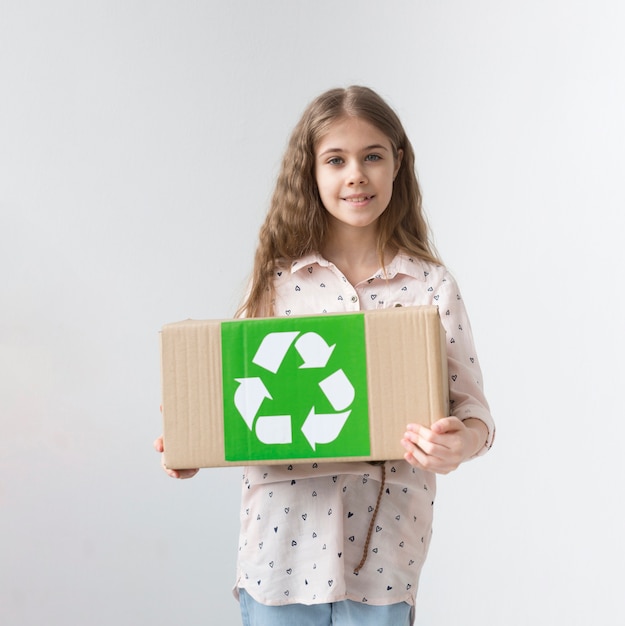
[153,435,200,480]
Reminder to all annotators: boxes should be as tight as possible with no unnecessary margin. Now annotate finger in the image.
[180,468,200,479]
[153,437,164,453]
[168,468,199,480]
[162,458,199,479]
[404,450,423,469]
[403,429,439,457]
[431,416,462,434]
[404,424,435,448]
[404,446,443,473]
[403,430,454,469]
[404,446,456,475]
[405,423,429,436]
[401,435,434,464]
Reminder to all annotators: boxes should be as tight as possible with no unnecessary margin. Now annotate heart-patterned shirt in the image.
[234,252,493,611]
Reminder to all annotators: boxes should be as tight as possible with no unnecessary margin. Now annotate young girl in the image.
[155,85,494,625]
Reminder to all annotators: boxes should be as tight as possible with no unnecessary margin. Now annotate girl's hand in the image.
[153,435,200,480]
[401,417,487,475]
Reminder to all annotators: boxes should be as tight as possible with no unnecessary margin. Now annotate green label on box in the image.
[222,314,370,462]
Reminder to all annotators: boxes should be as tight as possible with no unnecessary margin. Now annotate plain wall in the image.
[1,1,624,624]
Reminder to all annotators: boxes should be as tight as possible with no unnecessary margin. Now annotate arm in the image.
[401,269,494,474]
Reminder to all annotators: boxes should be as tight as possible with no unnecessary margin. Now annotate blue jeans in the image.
[239,588,412,626]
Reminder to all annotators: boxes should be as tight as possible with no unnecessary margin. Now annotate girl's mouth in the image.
[342,195,373,203]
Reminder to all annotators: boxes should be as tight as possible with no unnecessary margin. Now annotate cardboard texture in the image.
[160,305,449,469]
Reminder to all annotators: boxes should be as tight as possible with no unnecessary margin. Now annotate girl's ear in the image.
[393,149,404,180]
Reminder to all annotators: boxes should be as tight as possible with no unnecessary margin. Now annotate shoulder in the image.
[392,254,473,312]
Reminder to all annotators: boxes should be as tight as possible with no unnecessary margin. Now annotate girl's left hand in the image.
[401,417,487,475]
[154,435,200,480]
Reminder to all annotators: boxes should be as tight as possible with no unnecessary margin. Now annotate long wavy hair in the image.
[238,85,441,318]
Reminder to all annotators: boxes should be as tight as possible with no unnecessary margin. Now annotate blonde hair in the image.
[238,85,441,318]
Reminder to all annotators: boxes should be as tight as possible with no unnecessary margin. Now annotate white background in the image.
[1,1,624,624]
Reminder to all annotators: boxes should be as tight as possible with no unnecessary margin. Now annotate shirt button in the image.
[351,295,358,303]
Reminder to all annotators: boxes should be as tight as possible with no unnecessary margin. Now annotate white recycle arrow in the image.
[234,377,272,430]
[301,409,351,450]
[318,369,354,411]
[234,330,355,451]
[295,332,335,368]
[255,415,292,444]
[252,331,299,373]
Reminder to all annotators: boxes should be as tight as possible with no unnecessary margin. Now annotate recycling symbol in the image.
[233,331,355,450]
[221,315,370,462]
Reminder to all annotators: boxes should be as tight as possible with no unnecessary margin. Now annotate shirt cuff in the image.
[456,406,495,457]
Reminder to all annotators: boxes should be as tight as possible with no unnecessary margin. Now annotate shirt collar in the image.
[384,252,429,281]
[290,252,329,274]
[290,251,429,281]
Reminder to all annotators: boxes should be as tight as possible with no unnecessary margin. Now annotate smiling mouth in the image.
[342,195,373,203]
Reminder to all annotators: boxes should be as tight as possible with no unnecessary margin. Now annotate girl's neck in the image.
[321,227,392,286]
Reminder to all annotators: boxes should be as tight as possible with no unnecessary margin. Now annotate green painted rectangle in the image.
[221,314,370,462]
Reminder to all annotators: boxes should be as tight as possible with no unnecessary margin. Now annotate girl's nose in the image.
[347,164,368,186]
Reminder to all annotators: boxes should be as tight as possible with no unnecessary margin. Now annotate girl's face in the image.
[314,116,402,236]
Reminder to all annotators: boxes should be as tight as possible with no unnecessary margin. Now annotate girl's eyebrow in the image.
[317,144,390,157]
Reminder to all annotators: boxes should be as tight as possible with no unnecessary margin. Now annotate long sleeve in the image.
[431,270,495,454]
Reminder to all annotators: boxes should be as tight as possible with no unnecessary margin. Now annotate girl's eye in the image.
[328,157,343,165]
[365,154,381,162]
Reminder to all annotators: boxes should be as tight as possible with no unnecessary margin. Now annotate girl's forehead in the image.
[315,116,393,152]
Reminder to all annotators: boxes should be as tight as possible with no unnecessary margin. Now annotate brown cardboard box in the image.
[160,305,448,469]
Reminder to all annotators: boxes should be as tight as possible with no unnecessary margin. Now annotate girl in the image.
[155,85,494,625]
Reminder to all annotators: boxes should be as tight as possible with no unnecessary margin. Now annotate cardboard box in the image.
[160,305,449,469]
